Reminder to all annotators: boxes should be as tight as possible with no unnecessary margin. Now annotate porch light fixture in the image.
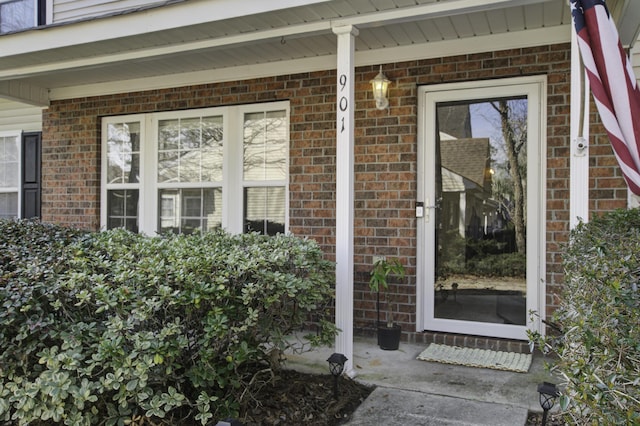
[537,382,560,426]
[370,65,391,110]
[327,352,348,399]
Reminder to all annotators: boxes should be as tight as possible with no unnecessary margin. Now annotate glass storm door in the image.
[418,78,545,340]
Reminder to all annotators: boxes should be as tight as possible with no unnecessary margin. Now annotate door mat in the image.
[417,343,532,373]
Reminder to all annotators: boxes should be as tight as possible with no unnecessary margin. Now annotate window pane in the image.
[158,151,179,183]
[125,218,138,231]
[180,150,201,182]
[159,119,179,151]
[434,97,527,326]
[158,116,223,183]
[0,136,19,188]
[0,0,34,33]
[201,149,223,182]
[180,118,201,150]
[202,116,224,147]
[201,116,224,182]
[108,190,124,216]
[107,122,140,184]
[243,110,287,181]
[180,218,201,235]
[107,190,138,232]
[244,186,285,235]
[4,161,18,187]
[202,188,221,232]
[158,188,222,235]
[0,136,19,161]
[0,193,18,219]
[182,189,202,217]
[159,189,179,233]
[108,217,124,229]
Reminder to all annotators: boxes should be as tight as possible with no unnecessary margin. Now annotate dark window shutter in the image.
[21,132,41,219]
[37,0,46,26]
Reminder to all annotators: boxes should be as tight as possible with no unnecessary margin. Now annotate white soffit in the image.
[48,25,570,100]
[615,1,640,49]
[0,81,49,106]
[605,0,640,49]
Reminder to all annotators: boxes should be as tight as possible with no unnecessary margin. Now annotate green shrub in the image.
[0,220,336,425]
[466,252,526,277]
[530,208,640,424]
[438,230,525,278]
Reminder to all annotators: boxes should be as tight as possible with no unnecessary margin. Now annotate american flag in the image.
[571,0,640,195]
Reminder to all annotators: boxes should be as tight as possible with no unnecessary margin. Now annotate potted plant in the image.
[369,257,405,350]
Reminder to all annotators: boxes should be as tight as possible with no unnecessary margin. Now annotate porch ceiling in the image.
[0,0,635,105]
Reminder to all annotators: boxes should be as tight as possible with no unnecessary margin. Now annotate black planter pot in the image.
[377,324,401,350]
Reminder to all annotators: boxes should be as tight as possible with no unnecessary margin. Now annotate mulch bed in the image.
[234,369,570,426]
[239,369,374,425]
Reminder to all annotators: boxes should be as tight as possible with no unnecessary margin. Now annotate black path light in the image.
[327,352,348,399]
[537,382,560,426]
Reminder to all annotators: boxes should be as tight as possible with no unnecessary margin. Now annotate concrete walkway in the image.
[284,336,556,425]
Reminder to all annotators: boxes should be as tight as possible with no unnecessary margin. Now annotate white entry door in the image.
[417,76,546,340]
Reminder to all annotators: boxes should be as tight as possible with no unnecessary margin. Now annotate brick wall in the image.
[41,42,625,345]
[42,102,101,229]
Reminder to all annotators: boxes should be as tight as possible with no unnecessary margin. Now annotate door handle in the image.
[425,197,442,209]
[423,197,441,222]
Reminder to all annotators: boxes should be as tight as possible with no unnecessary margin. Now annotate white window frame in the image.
[101,115,144,232]
[101,101,290,235]
[146,108,227,235]
[0,130,21,219]
[235,103,289,234]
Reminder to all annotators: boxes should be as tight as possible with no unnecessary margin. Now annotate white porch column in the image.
[332,24,358,377]
[570,20,590,229]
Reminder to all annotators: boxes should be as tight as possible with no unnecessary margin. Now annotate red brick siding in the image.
[42,103,101,229]
[40,42,625,345]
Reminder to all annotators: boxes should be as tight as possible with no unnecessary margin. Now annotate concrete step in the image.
[345,387,528,426]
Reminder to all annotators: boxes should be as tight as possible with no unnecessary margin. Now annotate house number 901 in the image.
[339,74,348,133]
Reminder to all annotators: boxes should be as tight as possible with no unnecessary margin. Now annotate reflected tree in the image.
[243,113,287,180]
[490,99,527,254]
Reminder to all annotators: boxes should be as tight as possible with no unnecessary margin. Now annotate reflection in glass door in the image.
[418,77,545,340]
[434,98,527,325]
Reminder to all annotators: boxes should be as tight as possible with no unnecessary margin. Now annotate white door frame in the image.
[416,76,547,340]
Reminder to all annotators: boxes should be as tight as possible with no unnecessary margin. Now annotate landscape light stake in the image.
[537,382,560,426]
[327,352,348,400]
